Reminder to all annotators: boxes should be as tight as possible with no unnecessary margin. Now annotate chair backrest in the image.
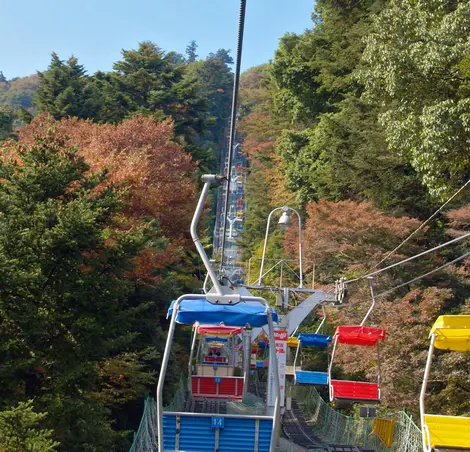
[298,333,332,348]
[191,376,244,399]
[423,414,470,449]
[295,370,328,386]
[330,380,380,402]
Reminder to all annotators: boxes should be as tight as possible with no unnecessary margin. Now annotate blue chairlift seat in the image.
[298,333,332,348]
[295,371,329,386]
[294,333,332,386]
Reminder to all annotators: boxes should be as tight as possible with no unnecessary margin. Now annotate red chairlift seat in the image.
[196,325,243,335]
[329,325,386,404]
[336,326,386,346]
[330,380,380,402]
[191,376,243,399]
[203,355,228,364]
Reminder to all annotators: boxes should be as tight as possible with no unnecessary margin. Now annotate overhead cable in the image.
[345,232,470,284]
[375,251,470,300]
[369,179,470,272]
[220,0,247,269]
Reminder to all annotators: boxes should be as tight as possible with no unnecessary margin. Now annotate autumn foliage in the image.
[11,114,198,282]
[285,199,470,414]
[287,199,422,284]
[19,114,197,239]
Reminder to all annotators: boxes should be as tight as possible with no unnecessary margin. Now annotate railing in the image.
[129,378,423,452]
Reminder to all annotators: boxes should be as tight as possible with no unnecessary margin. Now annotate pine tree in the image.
[35,53,97,119]
[0,128,154,450]
[0,401,59,452]
[185,40,198,63]
[0,104,15,141]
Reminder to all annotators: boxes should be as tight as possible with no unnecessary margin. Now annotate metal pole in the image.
[188,323,199,391]
[266,310,281,451]
[315,306,326,334]
[291,208,304,289]
[258,208,281,286]
[191,175,224,295]
[328,335,339,402]
[293,341,300,374]
[360,276,376,326]
[156,296,182,451]
[376,341,381,401]
[280,260,283,288]
[220,0,247,267]
[311,263,315,290]
[420,334,436,452]
[203,272,210,293]
[242,330,251,397]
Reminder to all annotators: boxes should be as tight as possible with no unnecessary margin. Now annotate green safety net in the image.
[129,374,187,452]
[129,396,157,452]
[293,386,422,452]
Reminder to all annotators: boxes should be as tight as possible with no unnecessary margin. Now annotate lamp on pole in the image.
[257,205,303,288]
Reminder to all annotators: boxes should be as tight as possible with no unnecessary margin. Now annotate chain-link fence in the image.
[129,375,187,452]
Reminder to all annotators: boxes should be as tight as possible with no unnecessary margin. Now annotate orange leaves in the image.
[297,199,421,274]
[19,114,197,240]
[16,113,198,283]
[446,204,470,237]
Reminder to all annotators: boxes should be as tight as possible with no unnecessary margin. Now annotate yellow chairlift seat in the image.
[372,418,395,448]
[430,315,470,352]
[421,315,470,452]
[287,337,299,348]
[424,414,470,450]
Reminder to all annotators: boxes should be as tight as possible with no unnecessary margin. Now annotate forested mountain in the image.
[239,0,470,417]
[1,0,470,449]
[0,73,38,140]
[0,72,38,110]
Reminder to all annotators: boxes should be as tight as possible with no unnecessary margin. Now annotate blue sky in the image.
[1,0,315,79]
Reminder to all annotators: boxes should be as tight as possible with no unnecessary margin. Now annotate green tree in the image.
[0,105,15,141]
[35,53,97,119]
[0,401,59,452]
[93,42,214,169]
[360,0,470,198]
[0,75,39,111]
[187,50,234,163]
[0,130,154,450]
[185,40,198,63]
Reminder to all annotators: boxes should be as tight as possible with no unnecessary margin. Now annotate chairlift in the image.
[420,315,470,451]
[328,278,386,403]
[293,306,332,386]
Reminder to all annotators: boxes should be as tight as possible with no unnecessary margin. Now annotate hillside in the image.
[238,0,470,417]
[0,72,38,110]
[0,0,469,450]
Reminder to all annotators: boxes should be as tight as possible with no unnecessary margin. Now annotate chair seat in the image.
[295,371,328,385]
[424,414,470,449]
[330,380,380,402]
[298,333,332,348]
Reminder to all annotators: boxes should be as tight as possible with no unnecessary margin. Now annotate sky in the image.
[1,0,315,79]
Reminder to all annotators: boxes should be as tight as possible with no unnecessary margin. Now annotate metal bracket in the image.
[334,277,348,304]
[205,285,242,305]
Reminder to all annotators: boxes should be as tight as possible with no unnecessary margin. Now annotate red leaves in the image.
[19,114,197,239]
[16,113,198,283]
